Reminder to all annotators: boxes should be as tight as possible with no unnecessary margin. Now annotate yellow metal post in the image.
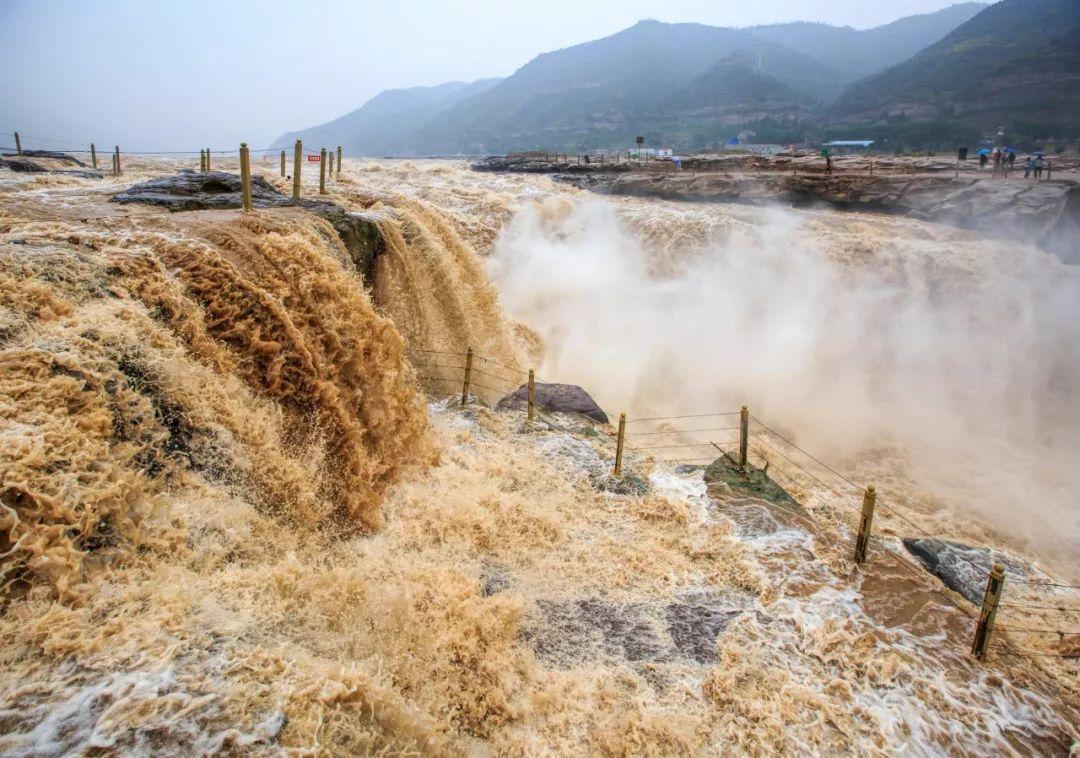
[527,369,535,422]
[328,151,334,177]
[14,131,22,155]
[292,140,302,199]
[738,406,749,471]
[114,146,121,176]
[614,413,627,476]
[90,143,97,169]
[337,145,342,176]
[971,563,1005,660]
[280,150,286,177]
[854,485,876,564]
[461,347,473,405]
[200,149,205,172]
[205,148,211,171]
[239,143,252,212]
[319,148,327,194]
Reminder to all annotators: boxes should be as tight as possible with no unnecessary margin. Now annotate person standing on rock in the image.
[1034,153,1044,179]
[820,146,832,175]
[1024,155,1033,178]
[980,152,988,170]
[991,148,1003,179]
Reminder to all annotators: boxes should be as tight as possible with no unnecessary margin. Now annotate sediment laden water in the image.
[0,157,1075,754]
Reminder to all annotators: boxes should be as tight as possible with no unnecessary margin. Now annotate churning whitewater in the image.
[0,155,1076,754]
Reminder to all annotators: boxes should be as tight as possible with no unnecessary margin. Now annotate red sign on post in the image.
[307,154,321,162]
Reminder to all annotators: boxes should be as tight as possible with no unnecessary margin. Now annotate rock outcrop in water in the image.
[2,149,88,167]
[704,453,810,520]
[902,538,1030,605]
[113,171,385,282]
[531,594,745,666]
[497,382,609,423]
[1,150,101,178]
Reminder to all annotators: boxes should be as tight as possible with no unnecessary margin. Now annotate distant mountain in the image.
[830,0,1080,141]
[272,6,1002,155]
[407,20,840,154]
[640,52,815,148]
[270,78,502,156]
[746,3,987,85]
[661,52,810,110]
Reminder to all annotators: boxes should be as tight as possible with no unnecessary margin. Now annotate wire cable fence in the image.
[623,411,741,466]
[620,402,1080,666]
[2,131,287,156]
[3,130,342,185]
[407,347,530,409]
[742,412,1080,664]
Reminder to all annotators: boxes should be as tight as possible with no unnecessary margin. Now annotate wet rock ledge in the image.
[1,149,102,178]
[112,171,384,282]
[568,172,1080,262]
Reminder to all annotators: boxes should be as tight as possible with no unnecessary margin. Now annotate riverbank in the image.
[473,154,1080,262]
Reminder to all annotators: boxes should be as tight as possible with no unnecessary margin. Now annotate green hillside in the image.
[407,20,838,154]
[746,3,986,85]
[642,53,814,148]
[830,0,1080,144]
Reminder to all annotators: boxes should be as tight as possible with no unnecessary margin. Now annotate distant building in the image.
[823,140,875,155]
[628,147,672,158]
[722,143,784,155]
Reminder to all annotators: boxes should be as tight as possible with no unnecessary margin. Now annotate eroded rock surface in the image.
[530,595,745,667]
[567,171,1080,262]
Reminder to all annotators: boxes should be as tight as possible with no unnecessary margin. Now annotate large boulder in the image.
[902,538,1029,605]
[111,170,285,211]
[497,382,608,423]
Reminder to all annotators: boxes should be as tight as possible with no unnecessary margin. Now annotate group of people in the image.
[980,147,1047,179]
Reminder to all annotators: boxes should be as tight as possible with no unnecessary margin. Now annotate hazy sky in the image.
[1,0,967,151]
